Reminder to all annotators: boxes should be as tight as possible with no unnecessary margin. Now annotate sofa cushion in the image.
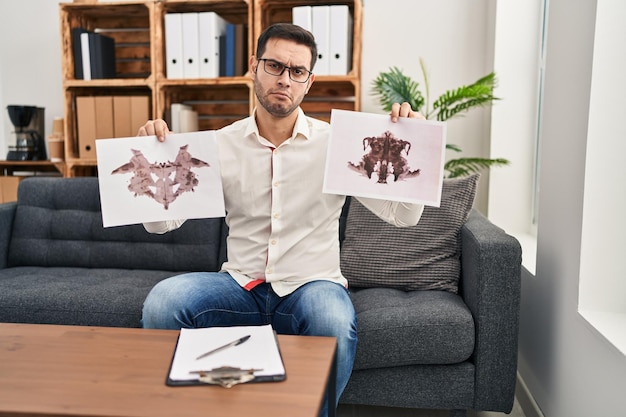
[8,177,227,272]
[0,266,179,327]
[351,287,475,370]
[340,174,479,293]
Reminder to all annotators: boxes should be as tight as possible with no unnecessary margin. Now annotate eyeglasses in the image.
[257,58,312,83]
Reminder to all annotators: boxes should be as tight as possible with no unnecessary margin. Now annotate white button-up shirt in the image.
[145,108,424,296]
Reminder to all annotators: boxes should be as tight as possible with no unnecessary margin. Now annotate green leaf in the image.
[433,72,499,121]
[446,144,463,152]
[444,157,509,178]
[371,67,424,113]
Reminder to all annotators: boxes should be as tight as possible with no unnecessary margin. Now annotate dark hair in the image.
[255,23,318,70]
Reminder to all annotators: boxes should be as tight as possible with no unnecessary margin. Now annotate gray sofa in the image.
[0,177,522,417]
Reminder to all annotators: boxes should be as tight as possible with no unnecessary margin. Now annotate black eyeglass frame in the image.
[257,58,313,83]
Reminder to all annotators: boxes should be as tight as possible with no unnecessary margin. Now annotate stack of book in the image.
[165,12,247,79]
[72,28,117,80]
[292,5,353,76]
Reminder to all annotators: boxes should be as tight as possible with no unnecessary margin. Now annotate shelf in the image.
[63,78,153,88]
[0,161,65,177]
[58,0,362,176]
[157,82,253,130]
[301,80,358,122]
[153,0,252,82]
[62,87,153,161]
[59,2,154,81]
[156,76,251,87]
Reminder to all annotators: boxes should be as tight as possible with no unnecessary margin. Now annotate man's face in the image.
[250,38,314,118]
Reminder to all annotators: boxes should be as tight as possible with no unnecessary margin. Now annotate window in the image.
[488,1,547,273]
[578,0,626,355]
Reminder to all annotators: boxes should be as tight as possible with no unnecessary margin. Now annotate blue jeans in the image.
[142,272,357,417]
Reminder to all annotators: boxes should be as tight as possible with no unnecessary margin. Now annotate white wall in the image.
[0,1,63,155]
[517,0,626,416]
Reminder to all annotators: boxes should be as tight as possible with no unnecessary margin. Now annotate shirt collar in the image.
[244,107,311,145]
[293,107,310,140]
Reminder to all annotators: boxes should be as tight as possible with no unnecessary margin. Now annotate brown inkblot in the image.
[111,144,210,209]
[348,130,421,184]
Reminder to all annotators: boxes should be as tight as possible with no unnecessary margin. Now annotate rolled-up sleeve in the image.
[143,219,187,234]
[355,197,424,227]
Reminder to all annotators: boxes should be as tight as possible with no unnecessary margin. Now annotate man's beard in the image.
[255,83,301,118]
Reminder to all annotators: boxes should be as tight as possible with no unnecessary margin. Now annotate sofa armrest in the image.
[460,209,522,412]
[0,202,17,269]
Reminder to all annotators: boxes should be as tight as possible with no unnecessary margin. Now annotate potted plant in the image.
[371,59,509,178]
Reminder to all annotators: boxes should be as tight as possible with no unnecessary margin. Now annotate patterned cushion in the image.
[340,174,479,293]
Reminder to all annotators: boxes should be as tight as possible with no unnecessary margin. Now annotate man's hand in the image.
[390,102,425,122]
[137,119,171,142]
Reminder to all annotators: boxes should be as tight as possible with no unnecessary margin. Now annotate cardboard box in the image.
[111,95,149,138]
[0,177,26,203]
[95,96,114,140]
[130,96,150,134]
[77,95,149,159]
[113,96,133,138]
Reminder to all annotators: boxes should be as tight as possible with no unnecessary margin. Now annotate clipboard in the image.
[166,324,286,387]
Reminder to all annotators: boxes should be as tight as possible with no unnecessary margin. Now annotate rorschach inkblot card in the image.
[96,131,225,228]
[323,109,446,206]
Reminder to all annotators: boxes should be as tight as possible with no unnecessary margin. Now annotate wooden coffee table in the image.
[0,323,336,417]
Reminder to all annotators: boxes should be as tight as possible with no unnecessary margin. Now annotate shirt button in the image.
[273,181,279,187]
[266,268,273,274]
[273,213,280,219]
[271,240,277,245]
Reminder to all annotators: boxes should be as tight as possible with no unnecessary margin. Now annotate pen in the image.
[196,335,251,360]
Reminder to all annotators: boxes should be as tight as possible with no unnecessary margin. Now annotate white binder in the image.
[179,108,199,133]
[292,6,312,31]
[311,6,330,75]
[198,11,227,78]
[80,32,92,80]
[182,13,200,79]
[165,13,184,79]
[170,103,193,133]
[329,5,351,75]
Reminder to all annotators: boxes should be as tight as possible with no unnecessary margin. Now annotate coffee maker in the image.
[6,105,47,161]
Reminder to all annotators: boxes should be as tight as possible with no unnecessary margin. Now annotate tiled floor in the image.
[337,397,526,417]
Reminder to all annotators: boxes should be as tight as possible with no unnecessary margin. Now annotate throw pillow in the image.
[340,173,479,293]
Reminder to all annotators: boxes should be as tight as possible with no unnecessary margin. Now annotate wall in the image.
[0,1,63,156]
[517,0,626,416]
[0,0,495,213]
[361,0,495,213]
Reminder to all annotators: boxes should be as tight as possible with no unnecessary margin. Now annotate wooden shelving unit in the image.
[58,0,362,176]
[59,1,155,176]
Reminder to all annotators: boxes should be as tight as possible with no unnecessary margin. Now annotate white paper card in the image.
[96,131,225,227]
[169,325,285,382]
[323,109,446,206]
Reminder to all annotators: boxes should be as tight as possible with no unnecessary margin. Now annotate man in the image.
[139,23,424,417]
